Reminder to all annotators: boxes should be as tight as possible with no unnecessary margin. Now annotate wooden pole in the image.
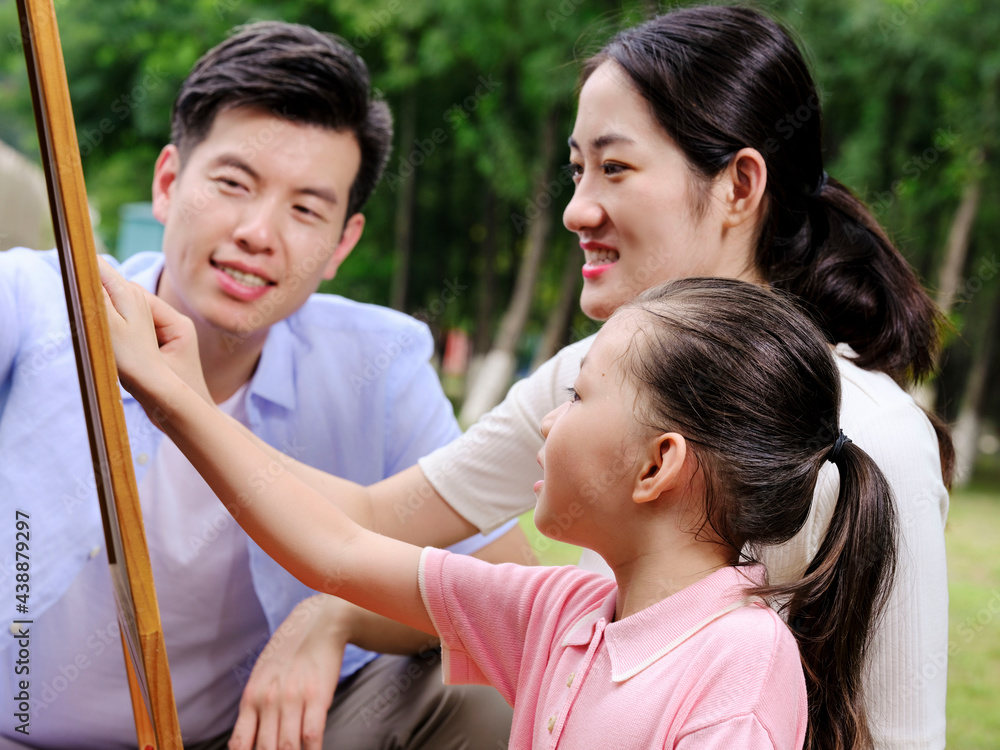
[15,0,182,746]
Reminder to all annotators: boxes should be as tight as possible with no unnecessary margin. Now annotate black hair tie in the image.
[827,429,852,463]
[809,170,829,198]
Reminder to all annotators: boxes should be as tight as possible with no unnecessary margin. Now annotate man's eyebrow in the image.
[297,186,338,206]
[567,133,636,152]
[211,155,338,205]
[213,155,259,180]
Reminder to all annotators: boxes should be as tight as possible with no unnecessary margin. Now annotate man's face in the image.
[152,106,364,349]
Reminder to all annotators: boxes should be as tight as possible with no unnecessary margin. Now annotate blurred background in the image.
[1,0,997,744]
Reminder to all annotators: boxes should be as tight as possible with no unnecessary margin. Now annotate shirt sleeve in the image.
[760,361,949,749]
[379,318,519,554]
[418,335,596,533]
[675,715,778,750]
[0,250,29,384]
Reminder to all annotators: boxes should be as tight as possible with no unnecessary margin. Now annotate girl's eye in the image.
[564,386,581,403]
[564,162,583,182]
[602,162,626,176]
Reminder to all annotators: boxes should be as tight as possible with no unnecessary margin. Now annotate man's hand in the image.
[228,596,348,750]
[98,257,211,404]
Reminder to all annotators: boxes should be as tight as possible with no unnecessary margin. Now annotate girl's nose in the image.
[540,400,571,439]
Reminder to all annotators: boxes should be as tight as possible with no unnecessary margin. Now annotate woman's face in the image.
[564,61,758,321]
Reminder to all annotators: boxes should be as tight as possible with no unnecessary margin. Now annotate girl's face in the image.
[534,312,644,548]
[564,61,756,321]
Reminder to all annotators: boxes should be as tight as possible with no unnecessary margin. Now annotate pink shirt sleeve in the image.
[418,547,614,705]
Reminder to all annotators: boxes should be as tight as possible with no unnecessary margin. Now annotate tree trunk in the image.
[935,171,983,312]
[913,169,983,411]
[473,189,499,355]
[390,88,418,311]
[953,284,1000,486]
[459,111,559,427]
[531,247,582,372]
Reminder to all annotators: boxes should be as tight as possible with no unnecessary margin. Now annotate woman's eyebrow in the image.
[567,133,636,152]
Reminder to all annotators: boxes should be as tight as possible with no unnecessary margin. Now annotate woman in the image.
[141,6,952,748]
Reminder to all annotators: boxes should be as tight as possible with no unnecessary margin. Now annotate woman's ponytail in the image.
[763,176,947,385]
[757,439,898,750]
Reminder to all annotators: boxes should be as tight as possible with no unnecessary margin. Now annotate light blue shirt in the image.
[0,249,513,740]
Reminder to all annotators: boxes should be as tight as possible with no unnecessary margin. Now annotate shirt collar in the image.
[560,565,767,683]
[116,251,298,412]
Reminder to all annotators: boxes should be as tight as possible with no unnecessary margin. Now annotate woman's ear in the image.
[633,432,689,504]
[719,147,767,230]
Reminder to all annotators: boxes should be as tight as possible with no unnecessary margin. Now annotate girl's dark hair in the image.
[584,5,953,484]
[172,21,392,218]
[625,278,897,750]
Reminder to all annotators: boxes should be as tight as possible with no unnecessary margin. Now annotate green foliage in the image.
[1,0,997,380]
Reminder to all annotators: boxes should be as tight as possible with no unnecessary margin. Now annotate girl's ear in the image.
[633,432,689,504]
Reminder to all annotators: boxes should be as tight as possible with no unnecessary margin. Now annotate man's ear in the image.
[719,147,768,230]
[151,145,181,225]
[323,212,366,280]
[633,432,689,504]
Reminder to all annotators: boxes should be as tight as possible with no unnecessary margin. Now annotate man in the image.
[0,22,521,749]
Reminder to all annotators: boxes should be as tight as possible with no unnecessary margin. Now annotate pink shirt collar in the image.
[559,564,767,682]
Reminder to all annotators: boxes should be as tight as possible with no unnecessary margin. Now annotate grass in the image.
[519,485,1000,747]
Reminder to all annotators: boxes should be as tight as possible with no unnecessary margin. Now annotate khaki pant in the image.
[187,651,512,750]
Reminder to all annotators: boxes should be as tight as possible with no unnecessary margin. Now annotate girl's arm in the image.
[100,261,434,635]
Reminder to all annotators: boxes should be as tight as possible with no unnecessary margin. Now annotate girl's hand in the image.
[98,257,211,405]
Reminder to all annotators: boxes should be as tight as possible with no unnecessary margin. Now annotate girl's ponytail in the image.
[758,438,898,750]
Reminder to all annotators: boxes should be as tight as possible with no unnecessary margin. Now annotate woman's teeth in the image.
[221,266,270,288]
[584,249,620,266]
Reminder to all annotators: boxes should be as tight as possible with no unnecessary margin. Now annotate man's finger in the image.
[227,704,260,750]
[301,698,329,750]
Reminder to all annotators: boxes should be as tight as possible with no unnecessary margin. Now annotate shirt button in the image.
[136,453,150,465]
[9,623,23,635]
[548,716,556,733]
[567,673,575,687]
[89,546,101,559]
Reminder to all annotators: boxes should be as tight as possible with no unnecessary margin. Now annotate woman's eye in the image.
[602,162,626,176]
[564,386,581,403]
[564,162,583,181]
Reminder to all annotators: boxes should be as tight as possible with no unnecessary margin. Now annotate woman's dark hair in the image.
[171,21,392,218]
[583,5,953,484]
[625,278,897,750]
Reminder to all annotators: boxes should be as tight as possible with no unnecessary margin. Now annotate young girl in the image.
[102,270,896,749]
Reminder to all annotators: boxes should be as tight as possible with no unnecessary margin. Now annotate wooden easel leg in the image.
[122,633,157,750]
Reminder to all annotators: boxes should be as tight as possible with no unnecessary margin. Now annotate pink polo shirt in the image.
[419,549,806,749]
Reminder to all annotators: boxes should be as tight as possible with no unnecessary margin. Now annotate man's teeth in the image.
[584,249,620,266]
[221,266,270,288]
